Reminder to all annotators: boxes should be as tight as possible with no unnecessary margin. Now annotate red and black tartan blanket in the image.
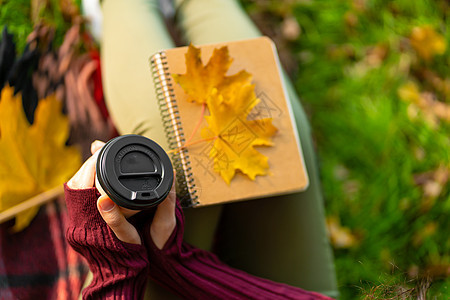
[0,197,88,300]
[0,22,115,300]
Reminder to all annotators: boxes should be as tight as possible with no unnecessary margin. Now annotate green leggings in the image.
[100,0,338,298]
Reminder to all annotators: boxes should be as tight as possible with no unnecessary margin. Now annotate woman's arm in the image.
[64,140,332,299]
[144,201,333,300]
[65,185,149,300]
[64,141,149,299]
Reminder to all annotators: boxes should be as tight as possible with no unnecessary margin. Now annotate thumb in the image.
[97,195,142,245]
[151,174,177,249]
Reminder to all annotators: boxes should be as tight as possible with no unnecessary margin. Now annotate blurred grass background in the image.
[1,0,449,298]
[239,0,450,298]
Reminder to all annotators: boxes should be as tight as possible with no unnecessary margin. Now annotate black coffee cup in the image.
[95,135,174,210]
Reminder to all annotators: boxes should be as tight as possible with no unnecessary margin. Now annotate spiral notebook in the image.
[150,37,308,207]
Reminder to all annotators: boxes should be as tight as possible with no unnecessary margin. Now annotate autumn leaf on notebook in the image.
[172,45,252,105]
[150,37,308,207]
[172,44,277,184]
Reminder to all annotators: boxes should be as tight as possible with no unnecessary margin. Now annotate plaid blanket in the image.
[0,20,114,300]
[0,196,88,300]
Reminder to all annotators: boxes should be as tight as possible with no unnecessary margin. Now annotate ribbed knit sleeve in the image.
[64,184,149,300]
[144,202,333,300]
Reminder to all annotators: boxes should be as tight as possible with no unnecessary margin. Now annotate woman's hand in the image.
[150,176,176,249]
[67,140,141,245]
[67,140,177,248]
[67,140,104,190]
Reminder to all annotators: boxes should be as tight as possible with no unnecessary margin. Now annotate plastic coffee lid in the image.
[96,134,174,210]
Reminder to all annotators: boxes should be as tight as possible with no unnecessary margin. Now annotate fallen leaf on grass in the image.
[398,81,421,103]
[281,16,301,40]
[398,82,450,125]
[410,25,447,61]
[0,86,81,231]
[326,216,358,249]
[413,165,449,211]
[420,69,450,101]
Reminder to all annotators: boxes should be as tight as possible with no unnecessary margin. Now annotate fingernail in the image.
[91,140,103,152]
[99,197,115,212]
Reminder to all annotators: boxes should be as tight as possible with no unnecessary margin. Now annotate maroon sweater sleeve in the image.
[64,184,149,300]
[144,202,333,300]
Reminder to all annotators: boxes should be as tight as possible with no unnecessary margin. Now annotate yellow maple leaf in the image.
[201,87,277,184]
[172,44,252,104]
[326,216,358,249]
[0,86,81,231]
[398,81,421,103]
[410,25,447,61]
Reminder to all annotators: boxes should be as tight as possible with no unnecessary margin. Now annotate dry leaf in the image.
[421,69,450,101]
[410,25,447,61]
[201,87,277,184]
[174,44,277,184]
[333,164,350,181]
[413,165,449,211]
[420,92,450,122]
[398,82,450,127]
[365,44,388,68]
[0,86,81,231]
[326,216,358,249]
[281,16,301,40]
[172,44,252,105]
[398,81,420,103]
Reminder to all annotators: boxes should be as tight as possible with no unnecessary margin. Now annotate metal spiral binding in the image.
[150,52,199,207]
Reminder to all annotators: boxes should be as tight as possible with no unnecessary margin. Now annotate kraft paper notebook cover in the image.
[150,37,308,207]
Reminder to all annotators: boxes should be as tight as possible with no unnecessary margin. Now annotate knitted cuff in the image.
[64,183,147,253]
[64,183,104,227]
[64,184,149,300]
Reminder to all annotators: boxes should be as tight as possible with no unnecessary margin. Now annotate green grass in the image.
[242,0,450,298]
[0,0,33,53]
[0,0,75,53]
